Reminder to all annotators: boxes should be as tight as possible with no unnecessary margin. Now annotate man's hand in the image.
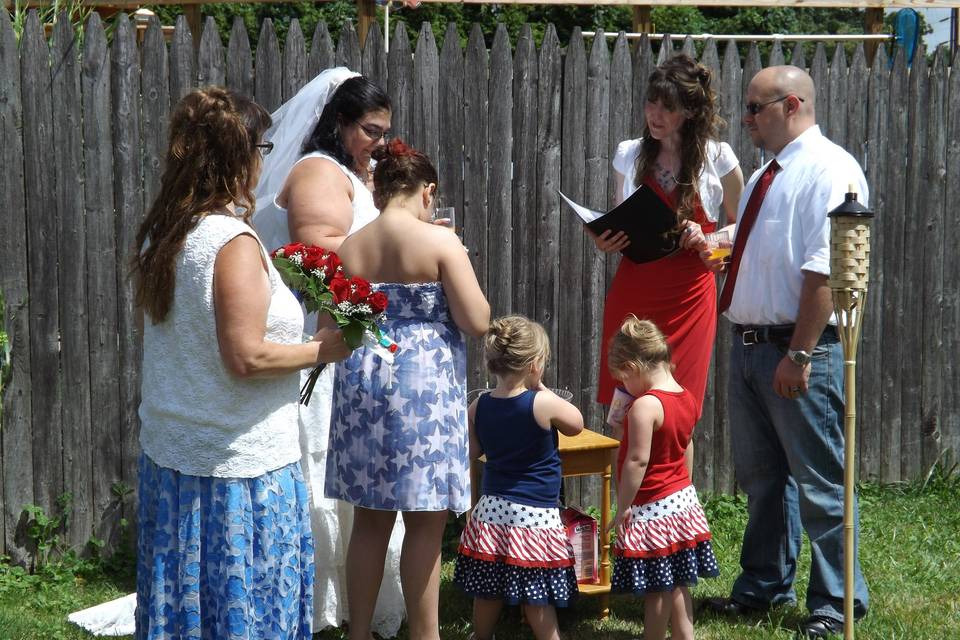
[774,356,810,399]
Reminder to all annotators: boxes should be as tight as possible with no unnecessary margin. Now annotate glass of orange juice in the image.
[705,229,732,262]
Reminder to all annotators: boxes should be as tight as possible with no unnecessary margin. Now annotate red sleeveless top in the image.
[597,175,717,414]
[617,387,699,506]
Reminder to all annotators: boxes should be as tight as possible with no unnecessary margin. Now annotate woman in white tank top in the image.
[131,87,351,640]
[253,69,407,638]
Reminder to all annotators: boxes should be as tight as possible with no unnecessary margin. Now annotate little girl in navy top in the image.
[454,315,584,640]
[607,315,719,640]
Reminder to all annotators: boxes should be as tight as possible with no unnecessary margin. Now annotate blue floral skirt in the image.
[136,454,314,639]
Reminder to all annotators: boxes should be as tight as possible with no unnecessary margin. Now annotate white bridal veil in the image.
[252,66,360,251]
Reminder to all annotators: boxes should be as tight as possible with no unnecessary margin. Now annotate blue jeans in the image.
[728,328,868,622]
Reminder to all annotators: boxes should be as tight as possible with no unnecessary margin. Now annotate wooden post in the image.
[632,6,652,35]
[864,8,884,66]
[184,5,201,48]
[357,0,376,48]
[599,462,612,619]
[952,9,958,58]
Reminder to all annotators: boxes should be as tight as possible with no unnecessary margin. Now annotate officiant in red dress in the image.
[590,55,744,423]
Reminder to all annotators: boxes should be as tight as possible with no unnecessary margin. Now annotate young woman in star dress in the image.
[326,139,489,640]
[454,315,584,640]
[606,315,719,640]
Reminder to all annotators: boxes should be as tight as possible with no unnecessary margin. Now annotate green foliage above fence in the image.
[142,3,884,51]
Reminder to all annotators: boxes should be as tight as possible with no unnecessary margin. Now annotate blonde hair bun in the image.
[607,314,671,375]
[484,315,550,377]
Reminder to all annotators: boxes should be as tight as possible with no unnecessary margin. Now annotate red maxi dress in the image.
[597,175,717,415]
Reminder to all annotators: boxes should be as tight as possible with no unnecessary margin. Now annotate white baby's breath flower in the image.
[290,253,303,265]
[311,268,323,278]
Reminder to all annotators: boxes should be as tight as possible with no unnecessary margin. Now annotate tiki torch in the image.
[828,185,874,640]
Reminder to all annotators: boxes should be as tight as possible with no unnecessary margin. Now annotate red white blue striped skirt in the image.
[454,495,578,606]
[612,485,719,594]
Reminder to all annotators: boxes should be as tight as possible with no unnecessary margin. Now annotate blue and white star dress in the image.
[325,282,470,514]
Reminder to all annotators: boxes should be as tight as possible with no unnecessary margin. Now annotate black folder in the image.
[559,184,681,264]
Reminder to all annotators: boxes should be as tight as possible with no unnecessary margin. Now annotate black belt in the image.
[734,324,836,346]
[734,324,795,346]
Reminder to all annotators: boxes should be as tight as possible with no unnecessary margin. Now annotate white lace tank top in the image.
[138,214,305,478]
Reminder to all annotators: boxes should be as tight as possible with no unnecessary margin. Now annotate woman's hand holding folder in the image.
[587,227,631,254]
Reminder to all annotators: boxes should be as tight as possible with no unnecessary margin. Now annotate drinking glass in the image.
[705,229,732,262]
[432,206,456,231]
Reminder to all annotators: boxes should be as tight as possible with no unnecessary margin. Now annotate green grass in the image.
[2,476,958,639]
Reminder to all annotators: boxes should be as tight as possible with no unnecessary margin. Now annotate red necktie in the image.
[717,159,781,314]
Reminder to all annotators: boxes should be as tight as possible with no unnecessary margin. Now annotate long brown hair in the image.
[634,54,723,223]
[133,87,271,323]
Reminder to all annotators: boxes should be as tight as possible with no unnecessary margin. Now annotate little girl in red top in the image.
[607,315,719,640]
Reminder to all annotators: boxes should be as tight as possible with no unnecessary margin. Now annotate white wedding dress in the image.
[253,68,406,636]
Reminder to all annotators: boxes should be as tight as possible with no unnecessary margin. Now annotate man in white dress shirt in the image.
[703,66,869,639]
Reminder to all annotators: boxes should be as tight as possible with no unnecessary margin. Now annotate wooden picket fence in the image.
[1,9,958,559]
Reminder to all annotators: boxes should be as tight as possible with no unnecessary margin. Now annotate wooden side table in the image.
[469,427,621,619]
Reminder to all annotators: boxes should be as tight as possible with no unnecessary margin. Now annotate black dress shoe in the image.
[797,615,843,639]
[701,597,766,617]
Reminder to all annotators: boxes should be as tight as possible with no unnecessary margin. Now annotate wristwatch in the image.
[787,349,812,367]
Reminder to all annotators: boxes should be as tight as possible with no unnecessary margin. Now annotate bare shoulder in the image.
[284,157,352,196]
[427,225,467,257]
[532,389,584,435]
[218,231,261,260]
[627,394,664,427]
[215,232,268,281]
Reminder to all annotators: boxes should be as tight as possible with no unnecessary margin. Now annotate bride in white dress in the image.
[253,67,406,637]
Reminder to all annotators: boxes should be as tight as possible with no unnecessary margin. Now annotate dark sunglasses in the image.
[255,141,274,156]
[745,95,805,116]
[356,121,391,142]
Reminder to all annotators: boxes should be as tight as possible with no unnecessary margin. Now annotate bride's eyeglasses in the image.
[356,122,392,142]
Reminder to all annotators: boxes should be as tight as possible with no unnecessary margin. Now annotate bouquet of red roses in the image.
[271,242,398,404]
